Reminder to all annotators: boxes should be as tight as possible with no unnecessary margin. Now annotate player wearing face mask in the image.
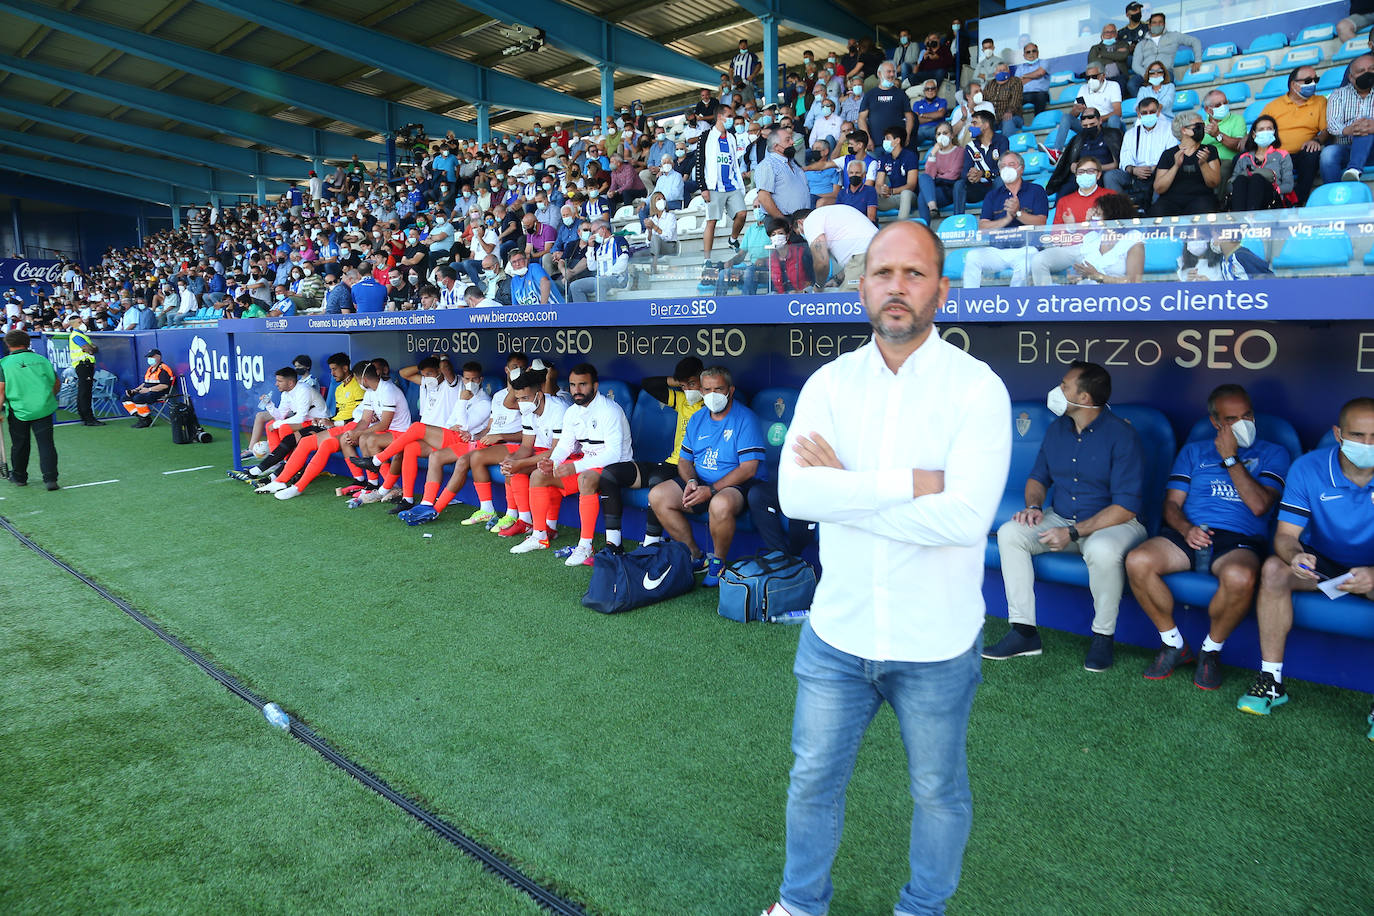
[596,357,706,554]
[397,362,494,524]
[256,355,364,499]
[987,361,1147,672]
[1124,385,1291,689]
[453,353,531,528]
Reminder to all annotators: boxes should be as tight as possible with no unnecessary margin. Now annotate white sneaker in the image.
[760,905,795,916]
[563,543,595,567]
[246,465,264,477]
[256,480,288,494]
[1343,167,1362,182]
[360,486,396,504]
[274,485,300,501]
[510,532,551,554]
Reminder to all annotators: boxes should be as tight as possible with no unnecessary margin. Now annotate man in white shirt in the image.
[244,365,326,469]
[798,205,879,287]
[514,362,633,567]
[760,221,1011,916]
[342,362,414,505]
[457,353,539,531]
[692,104,748,258]
[1052,63,1123,151]
[400,360,496,524]
[1106,96,1171,206]
[487,366,569,541]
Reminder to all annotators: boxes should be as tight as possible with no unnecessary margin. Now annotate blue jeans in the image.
[914,121,943,146]
[1319,136,1374,182]
[916,174,966,217]
[1053,111,1123,150]
[781,623,982,916]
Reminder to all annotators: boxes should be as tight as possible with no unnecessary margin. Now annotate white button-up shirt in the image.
[779,332,1012,662]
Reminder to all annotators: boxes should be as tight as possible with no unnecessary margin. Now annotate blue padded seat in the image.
[1245,32,1287,54]
[1272,231,1353,269]
[750,387,801,470]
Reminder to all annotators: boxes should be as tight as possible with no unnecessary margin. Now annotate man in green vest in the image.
[65,313,104,426]
[0,330,61,490]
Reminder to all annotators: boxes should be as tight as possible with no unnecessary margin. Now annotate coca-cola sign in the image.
[0,258,61,301]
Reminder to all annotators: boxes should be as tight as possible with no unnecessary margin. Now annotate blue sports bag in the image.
[581,541,696,614]
[717,551,817,623]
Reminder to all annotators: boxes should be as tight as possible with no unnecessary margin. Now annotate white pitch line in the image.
[162,465,214,475]
[61,479,120,490]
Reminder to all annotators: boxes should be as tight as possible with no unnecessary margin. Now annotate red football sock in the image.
[266,425,281,450]
[401,442,422,500]
[546,489,564,530]
[434,489,456,514]
[475,481,492,502]
[376,422,424,463]
[509,474,531,513]
[295,437,338,492]
[530,485,550,534]
[276,438,318,481]
[579,493,600,540]
[422,480,441,505]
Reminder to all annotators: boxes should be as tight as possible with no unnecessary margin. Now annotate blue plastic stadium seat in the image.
[1278,46,1324,70]
[943,248,969,280]
[1335,38,1370,63]
[1226,54,1270,78]
[1052,84,1081,105]
[1365,247,1374,266]
[750,387,801,471]
[936,213,979,240]
[992,402,1058,529]
[622,392,679,509]
[1254,74,1290,101]
[1009,131,1037,152]
[1217,82,1252,104]
[597,379,635,415]
[1173,89,1199,112]
[1316,67,1346,93]
[1178,64,1219,87]
[1030,109,1062,131]
[1202,42,1237,61]
[1305,181,1374,209]
[1272,231,1353,268]
[1316,429,1338,449]
[1144,238,1184,273]
[1049,70,1076,86]
[1112,405,1178,535]
[1173,46,1195,66]
[1184,413,1303,462]
[1245,32,1287,54]
[1121,97,1139,119]
[1021,150,1049,175]
[1292,23,1335,46]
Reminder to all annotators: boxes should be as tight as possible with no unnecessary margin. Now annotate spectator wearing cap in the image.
[122,348,175,427]
[1258,65,1329,204]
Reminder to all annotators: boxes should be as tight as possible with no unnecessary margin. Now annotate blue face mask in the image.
[1297,82,1317,98]
[882,139,894,153]
[1341,437,1374,469]
[969,126,982,138]
[1139,113,1159,129]
[995,71,1010,82]
[1101,36,1116,46]
[880,79,895,89]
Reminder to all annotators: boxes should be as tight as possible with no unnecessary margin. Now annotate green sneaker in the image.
[490,513,518,534]
[1237,672,1288,715]
[460,508,497,526]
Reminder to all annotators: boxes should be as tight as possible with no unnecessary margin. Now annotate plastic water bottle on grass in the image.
[769,609,810,625]
[262,702,290,730]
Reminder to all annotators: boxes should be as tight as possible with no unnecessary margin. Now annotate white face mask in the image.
[1088,77,1104,92]
[508,265,528,277]
[936,133,952,147]
[654,199,667,212]
[1186,240,1209,255]
[1231,419,1256,449]
[972,92,984,104]
[771,234,788,249]
[421,376,439,392]
[683,388,704,405]
[1000,166,1019,185]
[1047,385,1094,416]
[464,380,481,392]
[518,399,537,416]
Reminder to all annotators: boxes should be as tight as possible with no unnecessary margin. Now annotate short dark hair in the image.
[4,330,29,350]
[351,360,372,379]
[461,361,483,375]
[1094,192,1137,221]
[417,357,441,373]
[1207,384,1251,417]
[1069,361,1111,406]
[1338,397,1374,430]
[847,128,869,146]
[276,367,299,381]
[673,356,704,381]
[293,353,311,368]
[883,124,906,141]
[327,351,350,368]
[507,352,530,369]
[438,265,457,281]
[569,361,599,383]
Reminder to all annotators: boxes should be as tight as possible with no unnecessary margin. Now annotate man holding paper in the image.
[1238,398,1374,730]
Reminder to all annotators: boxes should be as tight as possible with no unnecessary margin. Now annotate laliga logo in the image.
[9,260,62,284]
[188,335,265,396]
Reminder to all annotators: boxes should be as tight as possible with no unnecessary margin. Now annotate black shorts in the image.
[685,477,758,515]
[1159,527,1267,570]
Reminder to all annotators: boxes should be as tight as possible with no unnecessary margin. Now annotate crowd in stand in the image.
[3,5,1372,334]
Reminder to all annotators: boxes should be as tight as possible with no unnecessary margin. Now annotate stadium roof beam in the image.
[0,128,278,196]
[3,0,478,140]
[0,52,379,161]
[443,0,723,89]
[0,148,190,207]
[192,0,595,119]
[730,0,872,45]
[0,97,306,179]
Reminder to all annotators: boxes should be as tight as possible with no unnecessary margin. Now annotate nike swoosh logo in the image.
[1319,494,1341,501]
[643,570,670,590]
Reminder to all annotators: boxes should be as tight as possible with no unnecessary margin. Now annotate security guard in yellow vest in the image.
[64,313,103,426]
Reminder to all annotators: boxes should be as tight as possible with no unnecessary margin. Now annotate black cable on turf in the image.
[0,514,586,916]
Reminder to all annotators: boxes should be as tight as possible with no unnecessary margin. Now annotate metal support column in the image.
[761,14,780,107]
[476,103,490,143]
[599,64,615,127]
[9,199,22,258]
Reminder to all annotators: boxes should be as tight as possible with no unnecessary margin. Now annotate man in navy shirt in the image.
[835,160,878,222]
[1238,398,1374,724]
[962,151,1048,289]
[874,126,920,221]
[1125,385,1291,688]
[648,365,768,587]
[987,362,1147,671]
[857,62,914,154]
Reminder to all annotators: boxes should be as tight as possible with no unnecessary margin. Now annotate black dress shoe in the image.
[10,478,26,487]
[83,419,106,426]
[45,481,59,491]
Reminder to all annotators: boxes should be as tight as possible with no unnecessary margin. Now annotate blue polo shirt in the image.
[836,181,878,215]
[877,147,920,191]
[1029,409,1144,521]
[980,180,1050,249]
[351,276,387,313]
[1277,447,1374,569]
[911,96,949,122]
[1166,439,1291,536]
[679,402,768,485]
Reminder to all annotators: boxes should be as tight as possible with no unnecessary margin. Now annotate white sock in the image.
[547,520,558,532]
[606,530,622,547]
[1261,660,1283,683]
[420,501,434,507]
[641,534,661,546]
[519,511,532,523]
[1159,627,1184,649]
[578,537,593,548]
[1201,636,1224,654]
[479,500,495,512]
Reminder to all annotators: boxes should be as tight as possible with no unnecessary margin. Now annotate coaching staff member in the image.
[0,329,61,490]
[763,222,1012,916]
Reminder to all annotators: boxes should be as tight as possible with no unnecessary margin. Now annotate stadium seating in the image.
[1009,132,1037,153]
[1143,238,1184,274]
[1049,70,1076,86]
[1216,82,1252,104]
[1120,97,1138,119]
[1184,413,1303,461]
[1227,54,1271,78]
[1292,23,1336,46]
[1273,231,1354,269]
[1305,181,1374,209]
[1334,38,1370,63]
[1029,109,1062,132]
[750,387,800,469]
[1173,89,1199,112]
[1278,46,1324,69]
[1053,84,1082,105]
[1178,65,1219,87]
[1173,46,1195,67]
[1021,150,1050,176]
[1316,66,1346,92]
[1246,33,1288,54]
[1202,42,1238,62]
[1254,74,1290,101]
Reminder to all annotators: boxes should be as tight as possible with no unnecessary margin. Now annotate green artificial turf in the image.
[0,512,541,915]
[3,419,1372,914]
